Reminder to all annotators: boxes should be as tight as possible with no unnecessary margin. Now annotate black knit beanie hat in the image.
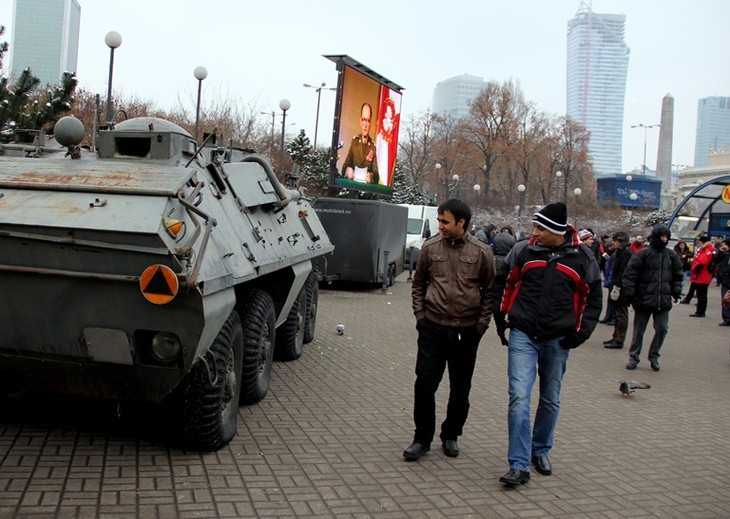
[533,202,568,235]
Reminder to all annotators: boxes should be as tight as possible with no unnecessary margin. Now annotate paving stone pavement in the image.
[0,275,728,518]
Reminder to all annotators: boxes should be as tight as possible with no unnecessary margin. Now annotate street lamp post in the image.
[629,192,638,225]
[517,183,526,217]
[473,184,481,208]
[104,31,122,125]
[555,170,563,201]
[435,162,442,199]
[303,82,335,148]
[193,66,208,144]
[452,174,460,199]
[631,123,660,175]
[278,99,291,170]
[573,187,582,227]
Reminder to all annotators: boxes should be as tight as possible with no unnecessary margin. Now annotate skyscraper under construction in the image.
[567,1,629,176]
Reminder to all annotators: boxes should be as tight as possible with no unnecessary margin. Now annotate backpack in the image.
[709,250,718,274]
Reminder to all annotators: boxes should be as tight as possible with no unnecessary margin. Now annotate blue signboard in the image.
[709,212,730,238]
[596,176,662,209]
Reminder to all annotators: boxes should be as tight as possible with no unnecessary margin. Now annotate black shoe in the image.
[604,342,623,349]
[690,313,705,317]
[679,300,690,304]
[403,441,430,461]
[532,455,552,476]
[626,361,638,370]
[650,360,660,372]
[604,320,616,325]
[719,322,730,327]
[499,468,530,486]
[602,339,614,345]
[442,440,459,457]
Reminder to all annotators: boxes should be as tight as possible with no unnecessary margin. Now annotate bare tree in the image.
[462,80,524,203]
[429,113,472,202]
[509,105,552,207]
[397,109,440,191]
[551,115,592,205]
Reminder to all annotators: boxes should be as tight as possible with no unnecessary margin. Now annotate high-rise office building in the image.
[432,74,487,120]
[693,96,730,167]
[8,0,81,87]
[566,2,629,176]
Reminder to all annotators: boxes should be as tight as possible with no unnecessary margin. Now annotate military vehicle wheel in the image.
[238,289,276,405]
[303,272,319,344]
[176,309,243,451]
[274,289,305,361]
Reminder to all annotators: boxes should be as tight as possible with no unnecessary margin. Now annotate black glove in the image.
[559,333,581,350]
[494,311,509,346]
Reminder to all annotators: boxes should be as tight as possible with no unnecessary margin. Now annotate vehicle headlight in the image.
[151,332,181,364]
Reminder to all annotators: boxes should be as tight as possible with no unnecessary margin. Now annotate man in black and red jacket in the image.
[493,202,602,486]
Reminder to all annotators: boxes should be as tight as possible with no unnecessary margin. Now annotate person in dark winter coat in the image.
[621,224,683,371]
[600,239,617,324]
[475,223,497,246]
[603,231,633,349]
[493,202,602,486]
[717,237,730,326]
[673,240,693,294]
[492,225,517,272]
[490,226,518,346]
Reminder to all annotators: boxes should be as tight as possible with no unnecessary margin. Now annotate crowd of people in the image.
[403,197,729,489]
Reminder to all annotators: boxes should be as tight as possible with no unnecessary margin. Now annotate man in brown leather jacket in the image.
[403,198,495,461]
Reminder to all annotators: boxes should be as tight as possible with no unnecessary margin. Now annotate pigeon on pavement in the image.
[619,380,651,396]
[336,323,345,335]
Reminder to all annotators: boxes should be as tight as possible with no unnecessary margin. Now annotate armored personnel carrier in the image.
[0,116,333,451]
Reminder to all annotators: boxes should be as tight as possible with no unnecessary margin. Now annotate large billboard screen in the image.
[327,57,403,196]
[596,176,662,209]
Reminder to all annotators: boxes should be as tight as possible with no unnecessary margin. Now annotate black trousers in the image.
[412,317,480,444]
[695,283,709,315]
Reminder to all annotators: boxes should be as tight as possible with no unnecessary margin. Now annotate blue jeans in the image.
[507,329,569,472]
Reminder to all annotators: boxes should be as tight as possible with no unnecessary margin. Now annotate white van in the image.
[399,204,439,267]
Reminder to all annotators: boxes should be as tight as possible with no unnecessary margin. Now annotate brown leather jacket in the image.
[412,232,495,335]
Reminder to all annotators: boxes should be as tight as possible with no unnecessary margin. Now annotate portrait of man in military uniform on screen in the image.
[341,102,379,184]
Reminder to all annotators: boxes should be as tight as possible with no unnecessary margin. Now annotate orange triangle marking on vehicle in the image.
[143,267,175,296]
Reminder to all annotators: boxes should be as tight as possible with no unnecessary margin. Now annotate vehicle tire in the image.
[303,271,318,344]
[274,288,305,361]
[176,309,243,451]
[238,289,276,405]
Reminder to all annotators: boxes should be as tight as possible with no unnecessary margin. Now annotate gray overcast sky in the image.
[1,0,728,173]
